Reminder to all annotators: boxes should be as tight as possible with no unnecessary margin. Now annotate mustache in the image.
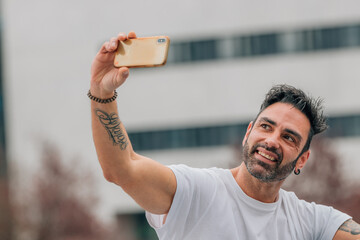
[250,143,282,162]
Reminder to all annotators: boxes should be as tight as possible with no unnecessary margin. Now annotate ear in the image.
[242,121,253,146]
[296,150,311,170]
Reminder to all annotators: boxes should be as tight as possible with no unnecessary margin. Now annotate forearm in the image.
[91,99,134,185]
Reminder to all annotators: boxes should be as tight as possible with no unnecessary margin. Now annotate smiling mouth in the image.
[256,150,277,162]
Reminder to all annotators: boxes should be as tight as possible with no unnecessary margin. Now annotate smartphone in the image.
[114,36,170,68]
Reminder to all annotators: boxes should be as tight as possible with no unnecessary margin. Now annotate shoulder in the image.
[169,164,229,182]
[168,164,231,200]
[169,164,227,174]
[280,189,349,219]
[147,165,231,234]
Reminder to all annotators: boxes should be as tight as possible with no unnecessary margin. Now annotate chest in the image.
[190,190,310,240]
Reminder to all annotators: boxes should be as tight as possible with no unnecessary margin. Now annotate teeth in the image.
[258,151,276,161]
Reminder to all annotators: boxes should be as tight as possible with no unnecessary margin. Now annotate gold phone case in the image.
[114,36,170,68]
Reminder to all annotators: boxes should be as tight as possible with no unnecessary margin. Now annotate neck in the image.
[231,162,284,203]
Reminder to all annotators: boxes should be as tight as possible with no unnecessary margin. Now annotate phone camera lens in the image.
[158,38,166,43]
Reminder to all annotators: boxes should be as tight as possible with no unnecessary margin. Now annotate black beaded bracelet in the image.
[87,90,118,104]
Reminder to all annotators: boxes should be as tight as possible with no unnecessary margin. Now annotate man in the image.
[89,32,360,239]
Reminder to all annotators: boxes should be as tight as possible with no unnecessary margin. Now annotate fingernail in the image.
[111,41,116,48]
[122,71,129,77]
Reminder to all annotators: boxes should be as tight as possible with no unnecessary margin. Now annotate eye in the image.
[283,134,295,143]
[260,124,271,130]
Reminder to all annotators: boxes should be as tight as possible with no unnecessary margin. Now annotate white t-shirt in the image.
[146,164,351,240]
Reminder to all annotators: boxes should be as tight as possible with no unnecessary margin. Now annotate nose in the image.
[264,133,280,149]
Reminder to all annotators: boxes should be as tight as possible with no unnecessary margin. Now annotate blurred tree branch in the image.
[0,177,12,240]
[11,143,110,240]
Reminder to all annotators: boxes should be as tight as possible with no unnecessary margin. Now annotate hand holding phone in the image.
[91,32,135,98]
[114,36,170,68]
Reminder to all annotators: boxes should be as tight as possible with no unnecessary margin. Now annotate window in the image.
[167,22,360,64]
[234,33,279,57]
[128,114,360,151]
[170,39,218,63]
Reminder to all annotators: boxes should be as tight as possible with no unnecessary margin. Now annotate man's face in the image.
[242,102,311,182]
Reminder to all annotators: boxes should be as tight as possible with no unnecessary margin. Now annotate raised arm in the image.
[333,219,360,240]
[90,32,176,214]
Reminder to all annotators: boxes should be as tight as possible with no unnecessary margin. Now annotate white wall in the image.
[122,49,360,131]
[2,0,360,220]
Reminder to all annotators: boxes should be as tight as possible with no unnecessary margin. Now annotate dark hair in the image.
[257,84,328,153]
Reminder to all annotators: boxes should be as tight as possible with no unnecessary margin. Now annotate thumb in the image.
[102,67,130,93]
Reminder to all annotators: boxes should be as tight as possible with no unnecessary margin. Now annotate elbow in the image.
[103,170,116,183]
[100,154,136,185]
[102,170,133,191]
[102,165,132,187]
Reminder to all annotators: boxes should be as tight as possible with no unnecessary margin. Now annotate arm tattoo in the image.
[339,219,360,235]
[95,109,128,150]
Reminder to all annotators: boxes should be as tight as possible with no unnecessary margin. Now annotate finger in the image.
[117,32,127,41]
[116,67,129,87]
[100,41,108,53]
[128,31,137,39]
[109,37,118,51]
[102,41,111,52]
[118,67,129,80]
[106,67,130,91]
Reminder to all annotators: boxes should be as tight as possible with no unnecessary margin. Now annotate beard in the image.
[243,141,298,182]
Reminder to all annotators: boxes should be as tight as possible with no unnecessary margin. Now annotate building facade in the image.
[2,0,360,227]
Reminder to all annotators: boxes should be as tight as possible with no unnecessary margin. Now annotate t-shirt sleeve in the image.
[145,164,218,238]
[313,203,351,240]
[296,198,351,240]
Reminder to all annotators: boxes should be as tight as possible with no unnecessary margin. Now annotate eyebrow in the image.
[259,117,303,143]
